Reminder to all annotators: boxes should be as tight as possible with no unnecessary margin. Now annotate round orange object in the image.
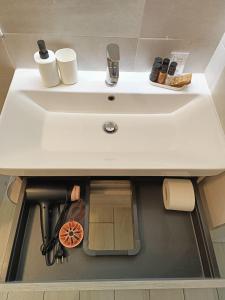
[59,221,84,248]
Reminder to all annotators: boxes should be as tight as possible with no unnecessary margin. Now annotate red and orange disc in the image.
[59,220,84,248]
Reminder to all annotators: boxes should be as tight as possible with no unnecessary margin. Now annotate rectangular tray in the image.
[83,180,141,256]
[5,177,220,282]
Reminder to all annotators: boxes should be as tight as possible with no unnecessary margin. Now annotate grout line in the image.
[2,32,138,39]
[216,288,220,300]
[137,0,146,38]
[2,31,184,41]
[182,289,186,300]
[148,289,151,300]
[138,37,184,41]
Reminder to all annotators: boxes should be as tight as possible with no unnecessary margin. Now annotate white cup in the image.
[55,48,78,85]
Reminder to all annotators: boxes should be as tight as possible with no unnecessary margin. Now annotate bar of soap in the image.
[167,73,192,87]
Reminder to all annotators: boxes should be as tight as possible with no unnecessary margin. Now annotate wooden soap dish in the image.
[150,81,188,91]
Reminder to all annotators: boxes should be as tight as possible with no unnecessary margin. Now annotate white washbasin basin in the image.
[0,69,225,176]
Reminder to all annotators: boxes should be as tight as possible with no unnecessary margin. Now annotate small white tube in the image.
[55,48,78,85]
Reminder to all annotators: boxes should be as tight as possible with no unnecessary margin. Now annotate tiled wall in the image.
[205,33,225,133]
[1,0,225,108]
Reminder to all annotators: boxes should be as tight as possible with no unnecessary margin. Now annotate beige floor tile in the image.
[115,289,149,300]
[80,290,114,300]
[184,289,218,300]
[44,291,79,300]
[150,289,184,300]
[0,293,8,300]
[7,291,44,300]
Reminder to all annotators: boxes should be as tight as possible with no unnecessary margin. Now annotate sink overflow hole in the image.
[108,95,115,101]
[103,121,118,134]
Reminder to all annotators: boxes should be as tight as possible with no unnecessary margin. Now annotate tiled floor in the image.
[0,289,223,300]
[0,176,225,299]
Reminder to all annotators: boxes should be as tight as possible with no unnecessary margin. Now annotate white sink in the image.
[0,69,225,176]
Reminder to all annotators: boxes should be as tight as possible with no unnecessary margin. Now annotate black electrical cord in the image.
[40,193,71,266]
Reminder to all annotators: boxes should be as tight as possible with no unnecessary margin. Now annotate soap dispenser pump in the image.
[34,40,60,87]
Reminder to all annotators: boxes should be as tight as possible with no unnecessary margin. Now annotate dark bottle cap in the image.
[163,58,170,66]
[154,57,162,64]
[170,61,178,67]
[161,64,168,73]
[152,62,162,70]
[37,40,49,59]
[168,61,177,76]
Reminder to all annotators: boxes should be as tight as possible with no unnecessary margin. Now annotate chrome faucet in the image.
[105,43,120,86]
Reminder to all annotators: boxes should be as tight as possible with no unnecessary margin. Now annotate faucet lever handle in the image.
[106,43,120,62]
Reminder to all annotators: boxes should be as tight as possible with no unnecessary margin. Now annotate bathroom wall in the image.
[199,33,225,232]
[205,33,225,132]
[1,0,225,108]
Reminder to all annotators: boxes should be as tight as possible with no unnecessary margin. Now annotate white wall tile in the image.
[4,33,138,71]
[205,41,225,91]
[1,1,225,74]
[0,0,145,38]
[208,67,225,133]
[141,0,225,40]
[205,35,225,133]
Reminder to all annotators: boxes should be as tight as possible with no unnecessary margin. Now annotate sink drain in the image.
[103,121,118,134]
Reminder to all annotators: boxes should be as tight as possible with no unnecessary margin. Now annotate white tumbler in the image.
[55,48,78,85]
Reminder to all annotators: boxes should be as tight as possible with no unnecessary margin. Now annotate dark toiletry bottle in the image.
[163,58,170,67]
[150,62,161,82]
[157,64,168,84]
[165,61,177,85]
